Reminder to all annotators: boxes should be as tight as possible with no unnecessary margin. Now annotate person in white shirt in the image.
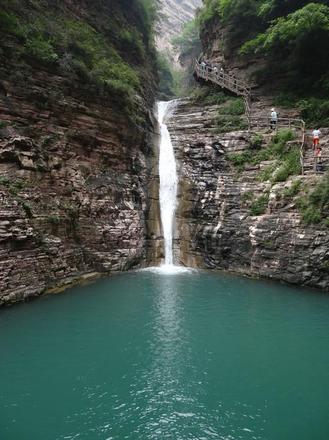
[312,128,321,148]
[270,108,278,130]
[312,128,322,172]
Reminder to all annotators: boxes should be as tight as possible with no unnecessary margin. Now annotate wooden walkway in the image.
[194,61,314,175]
[194,61,252,124]
[194,61,251,97]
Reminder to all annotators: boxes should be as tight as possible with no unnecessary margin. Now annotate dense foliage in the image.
[297,173,329,226]
[172,19,200,56]
[228,129,301,182]
[0,0,157,118]
[157,18,201,99]
[157,52,175,98]
[197,1,329,123]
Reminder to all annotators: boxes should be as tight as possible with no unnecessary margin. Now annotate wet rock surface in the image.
[0,64,160,307]
[169,99,329,290]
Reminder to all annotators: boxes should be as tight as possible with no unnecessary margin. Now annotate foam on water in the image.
[141,265,195,275]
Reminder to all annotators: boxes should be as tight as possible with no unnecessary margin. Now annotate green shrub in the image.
[297,173,329,225]
[250,148,273,164]
[228,148,271,170]
[172,18,200,55]
[240,4,329,56]
[273,94,329,128]
[249,193,269,216]
[197,2,329,100]
[301,207,322,225]
[0,11,22,37]
[0,178,27,195]
[228,129,300,180]
[197,0,222,25]
[21,201,32,218]
[1,1,153,119]
[282,179,302,198]
[71,59,91,82]
[60,20,140,103]
[241,191,253,202]
[0,177,11,186]
[299,98,329,127]
[220,98,245,115]
[119,29,145,58]
[227,151,252,167]
[272,148,301,183]
[92,59,139,96]
[24,36,58,63]
[157,52,175,98]
[137,0,157,42]
[47,215,60,225]
[250,134,263,149]
[190,87,229,105]
[272,129,295,148]
[258,163,278,182]
[216,115,248,133]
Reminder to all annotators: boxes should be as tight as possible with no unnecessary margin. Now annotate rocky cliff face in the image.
[156,0,201,58]
[168,99,329,290]
[0,0,161,305]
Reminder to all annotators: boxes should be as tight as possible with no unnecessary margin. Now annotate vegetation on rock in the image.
[249,192,269,216]
[197,1,329,125]
[297,173,329,226]
[172,19,200,57]
[0,0,157,120]
[228,129,301,182]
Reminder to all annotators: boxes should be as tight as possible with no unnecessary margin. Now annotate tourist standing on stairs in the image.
[270,108,278,130]
[312,128,322,172]
[312,128,321,149]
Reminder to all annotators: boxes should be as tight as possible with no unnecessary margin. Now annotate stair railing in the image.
[194,60,306,173]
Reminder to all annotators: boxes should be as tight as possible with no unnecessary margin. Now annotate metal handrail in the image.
[194,60,307,174]
[195,61,251,97]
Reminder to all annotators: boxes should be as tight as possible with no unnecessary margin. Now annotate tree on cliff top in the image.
[197,0,329,101]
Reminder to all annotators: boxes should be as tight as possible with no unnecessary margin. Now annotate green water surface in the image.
[1,270,329,440]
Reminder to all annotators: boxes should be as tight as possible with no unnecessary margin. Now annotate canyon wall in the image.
[168,4,329,291]
[0,0,161,305]
[156,0,201,59]
[169,99,329,291]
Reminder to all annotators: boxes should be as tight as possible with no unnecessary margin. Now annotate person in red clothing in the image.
[312,128,321,148]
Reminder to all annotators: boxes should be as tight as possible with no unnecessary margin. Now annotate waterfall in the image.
[141,100,192,275]
[158,101,177,266]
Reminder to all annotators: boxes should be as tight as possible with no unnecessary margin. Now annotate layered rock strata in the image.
[0,1,161,305]
[156,0,201,59]
[168,99,329,290]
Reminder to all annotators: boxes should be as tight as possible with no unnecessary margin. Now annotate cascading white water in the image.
[140,101,193,275]
[158,101,178,266]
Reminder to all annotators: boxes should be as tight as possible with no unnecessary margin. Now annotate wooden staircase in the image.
[194,61,252,127]
[302,133,329,175]
[194,61,316,176]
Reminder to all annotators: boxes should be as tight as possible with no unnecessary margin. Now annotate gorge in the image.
[1,1,329,438]
[0,0,328,303]
[0,0,328,304]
